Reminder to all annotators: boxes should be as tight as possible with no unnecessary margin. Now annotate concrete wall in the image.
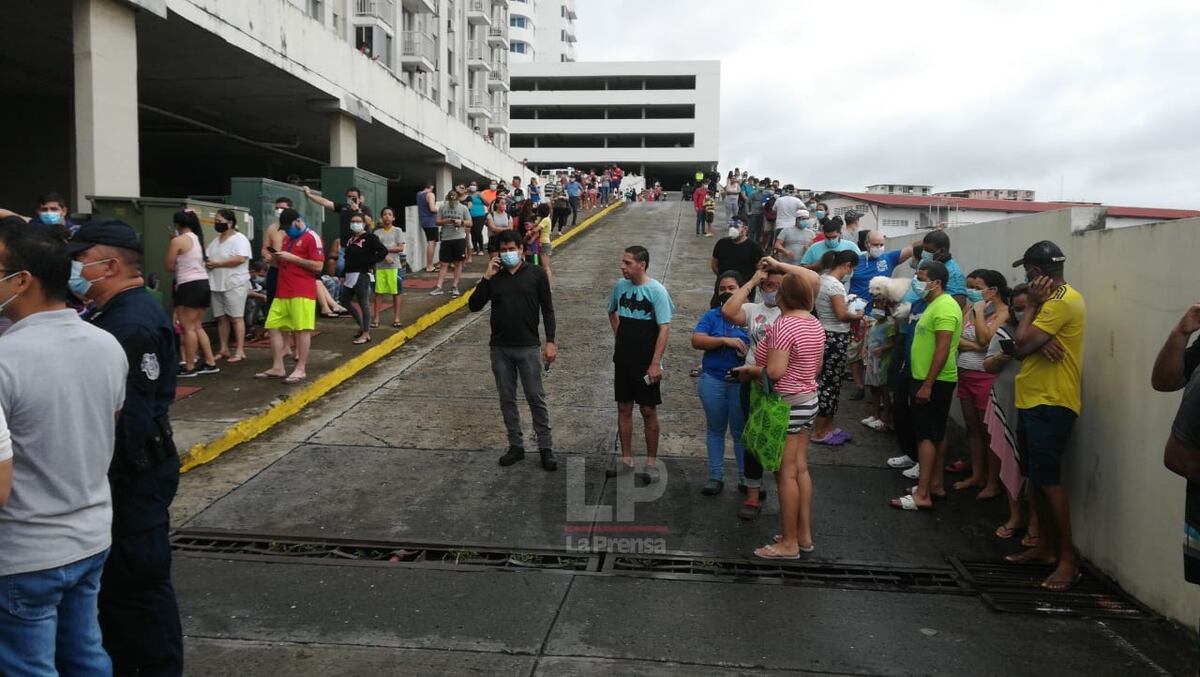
[891,207,1200,629]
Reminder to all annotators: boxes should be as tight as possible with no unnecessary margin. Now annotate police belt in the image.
[119,415,178,473]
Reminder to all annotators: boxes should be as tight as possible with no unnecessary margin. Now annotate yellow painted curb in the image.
[179,199,624,474]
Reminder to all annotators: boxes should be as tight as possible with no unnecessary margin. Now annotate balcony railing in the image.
[466,40,488,61]
[400,31,435,61]
[355,0,395,28]
[489,63,508,81]
[489,108,509,127]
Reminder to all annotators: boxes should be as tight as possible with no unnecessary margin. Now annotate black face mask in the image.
[214,222,229,233]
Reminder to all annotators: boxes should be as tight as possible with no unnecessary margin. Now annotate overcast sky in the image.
[576,0,1200,209]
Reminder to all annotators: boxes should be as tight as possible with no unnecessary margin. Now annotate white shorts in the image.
[211,284,249,318]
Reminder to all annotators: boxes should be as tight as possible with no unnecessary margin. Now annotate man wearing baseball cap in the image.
[259,208,324,384]
[67,219,184,674]
[1006,240,1086,592]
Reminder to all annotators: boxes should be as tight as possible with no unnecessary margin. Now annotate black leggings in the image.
[341,273,373,333]
[740,381,764,486]
[552,207,571,232]
[470,215,486,252]
[889,333,917,458]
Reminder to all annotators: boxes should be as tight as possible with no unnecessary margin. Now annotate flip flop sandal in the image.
[352,336,371,345]
[283,375,306,385]
[226,355,246,364]
[770,535,816,552]
[753,544,801,561]
[889,495,932,511]
[255,371,285,379]
[1021,534,1041,548]
[392,322,404,328]
[944,460,969,473]
[907,485,946,500]
[994,524,1017,539]
[1040,571,1083,592]
[370,322,381,328]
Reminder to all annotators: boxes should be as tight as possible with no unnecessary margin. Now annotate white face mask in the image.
[869,245,885,258]
[350,221,365,233]
[275,208,284,218]
[728,226,741,239]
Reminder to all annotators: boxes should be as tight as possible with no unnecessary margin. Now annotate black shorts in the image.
[439,239,467,263]
[1017,405,1076,487]
[909,379,956,443]
[174,279,210,309]
[421,217,439,243]
[614,360,661,406]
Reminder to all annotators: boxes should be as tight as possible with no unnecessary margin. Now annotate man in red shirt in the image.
[257,208,324,384]
[692,181,709,236]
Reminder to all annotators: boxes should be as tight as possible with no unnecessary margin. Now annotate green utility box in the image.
[226,178,325,254]
[87,196,251,313]
[318,166,388,243]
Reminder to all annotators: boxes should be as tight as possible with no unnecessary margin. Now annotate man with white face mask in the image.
[469,230,558,471]
[711,219,765,304]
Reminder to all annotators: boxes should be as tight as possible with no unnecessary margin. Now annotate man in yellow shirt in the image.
[1008,240,1086,593]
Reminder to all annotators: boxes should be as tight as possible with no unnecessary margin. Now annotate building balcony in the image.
[487,64,509,91]
[562,29,577,43]
[398,31,435,72]
[487,26,509,49]
[466,41,491,71]
[400,0,436,13]
[565,6,577,20]
[467,91,493,119]
[466,0,492,25]
[354,0,395,29]
[488,108,509,132]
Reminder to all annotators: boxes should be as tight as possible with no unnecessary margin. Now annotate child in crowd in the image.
[245,260,270,341]
[703,192,716,236]
[862,296,897,431]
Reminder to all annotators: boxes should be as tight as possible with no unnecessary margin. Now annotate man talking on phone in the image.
[469,230,558,471]
[607,246,674,485]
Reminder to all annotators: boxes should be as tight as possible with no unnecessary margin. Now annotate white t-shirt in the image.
[816,274,850,333]
[773,195,805,227]
[206,231,252,292]
[0,405,10,462]
[740,301,782,366]
[775,225,813,265]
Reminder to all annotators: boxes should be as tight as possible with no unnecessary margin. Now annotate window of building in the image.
[854,204,869,215]
[510,16,527,28]
[881,219,909,229]
[307,0,323,21]
[511,40,529,54]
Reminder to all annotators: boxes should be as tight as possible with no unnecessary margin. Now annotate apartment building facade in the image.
[507,0,577,64]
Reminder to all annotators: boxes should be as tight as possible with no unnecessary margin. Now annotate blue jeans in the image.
[0,550,113,676]
[697,371,746,481]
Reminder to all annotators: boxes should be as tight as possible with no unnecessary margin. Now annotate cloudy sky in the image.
[577,0,1200,209]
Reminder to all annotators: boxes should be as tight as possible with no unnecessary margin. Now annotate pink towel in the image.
[984,390,1022,500]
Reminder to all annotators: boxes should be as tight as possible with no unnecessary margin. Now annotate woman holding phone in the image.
[691,271,750,495]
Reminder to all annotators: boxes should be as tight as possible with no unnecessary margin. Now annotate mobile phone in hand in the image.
[266,246,277,254]
[1000,338,1016,356]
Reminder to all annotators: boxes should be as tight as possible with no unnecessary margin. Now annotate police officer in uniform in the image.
[67,220,184,676]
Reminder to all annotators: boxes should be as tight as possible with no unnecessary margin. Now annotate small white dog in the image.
[869,276,913,319]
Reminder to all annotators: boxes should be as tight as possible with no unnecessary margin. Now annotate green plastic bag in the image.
[742,376,790,472]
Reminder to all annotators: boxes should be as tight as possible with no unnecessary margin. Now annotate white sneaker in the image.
[866,419,888,432]
[886,454,915,469]
[429,288,445,296]
[861,416,879,428]
[450,287,461,298]
[902,463,922,480]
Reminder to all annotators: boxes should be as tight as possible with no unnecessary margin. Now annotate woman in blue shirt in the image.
[692,271,752,495]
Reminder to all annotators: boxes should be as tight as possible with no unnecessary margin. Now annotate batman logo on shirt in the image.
[618,293,655,318]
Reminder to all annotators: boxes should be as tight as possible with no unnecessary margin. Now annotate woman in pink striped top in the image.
[735,258,825,559]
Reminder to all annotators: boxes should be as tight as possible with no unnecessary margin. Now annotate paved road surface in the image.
[174,199,1193,676]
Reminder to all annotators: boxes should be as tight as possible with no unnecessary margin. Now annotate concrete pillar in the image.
[73,0,140,210]
[329,113,358,167]
[434,163,454,200]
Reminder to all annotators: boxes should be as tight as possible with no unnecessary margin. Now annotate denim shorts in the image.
[1017,405,1077,487]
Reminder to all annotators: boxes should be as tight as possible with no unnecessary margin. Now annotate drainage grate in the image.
[170,529,599,573]
[603,553,969,594]
[948,558,1155,619]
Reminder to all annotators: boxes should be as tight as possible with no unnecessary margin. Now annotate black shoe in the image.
[197,363,221,375]
[539,449,558,471]
[637,465,659,486]
[701,479,724,495]
[605,462,634,478]
[499,446,525,466]
[177,367,198,378]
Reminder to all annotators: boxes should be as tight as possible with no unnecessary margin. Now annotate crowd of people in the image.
[0,163,1198,672]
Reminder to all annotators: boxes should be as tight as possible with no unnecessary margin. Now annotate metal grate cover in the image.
[948,558,1155,619]
[171,529,599,573]
[604,553,969,594]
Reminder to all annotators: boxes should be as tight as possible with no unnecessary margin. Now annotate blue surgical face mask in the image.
[814,210,826,220]
[499,251,521,268]
[825,235,840,247]
[1012,310,1024,323]
[911,279,928,297]
[39,210,62,225]
[964,288,984,304]
[68,259,112,298]
[286,224,303,239]
[921,250,934,262]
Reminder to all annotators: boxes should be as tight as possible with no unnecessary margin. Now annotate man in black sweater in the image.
[468,230,558,470]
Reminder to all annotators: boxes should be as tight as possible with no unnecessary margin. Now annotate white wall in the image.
[169,0,524,181]
[890,207,1200,630]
